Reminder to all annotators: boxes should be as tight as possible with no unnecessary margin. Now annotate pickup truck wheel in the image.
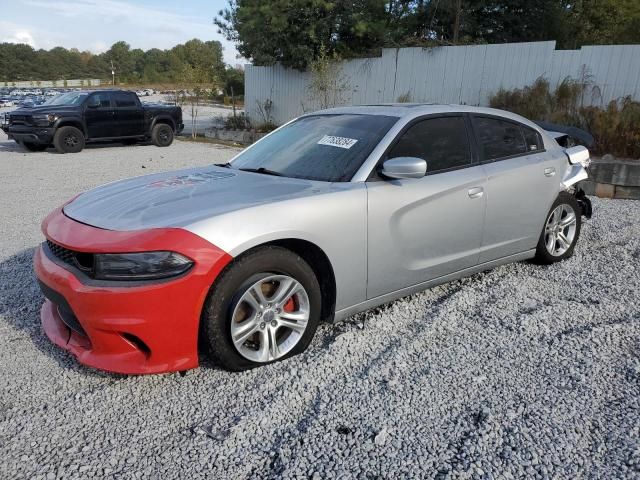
[152,123,173,147]
[21,142,48,152]
[53,126,85,154]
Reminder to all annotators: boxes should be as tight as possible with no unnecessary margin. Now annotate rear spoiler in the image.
[533,120,594,148]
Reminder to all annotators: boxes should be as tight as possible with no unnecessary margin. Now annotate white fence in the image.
[1,79,102,88]
[245,41,640,125]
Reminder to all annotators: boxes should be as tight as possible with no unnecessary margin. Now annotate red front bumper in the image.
[34,208,232,374]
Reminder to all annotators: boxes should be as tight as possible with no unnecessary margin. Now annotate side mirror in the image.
[565,145,590,167]
[86,98,100,108]
[380,157,427,180]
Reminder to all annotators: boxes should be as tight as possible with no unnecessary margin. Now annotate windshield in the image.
[231,114,398,182]
[44,92,89,106]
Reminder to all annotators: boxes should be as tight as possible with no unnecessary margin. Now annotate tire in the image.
[151,123,173,147]
[534,192,582,264]
[53,126,84,154]
[21,142,48,152]
[200,246,322,371]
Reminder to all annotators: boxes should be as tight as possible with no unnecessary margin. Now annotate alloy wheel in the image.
[64,134,79,147]
[544,204,577,256]
[230,274,310,363]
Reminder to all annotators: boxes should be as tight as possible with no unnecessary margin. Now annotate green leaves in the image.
[0,39,225,84]
[215,0,640,70]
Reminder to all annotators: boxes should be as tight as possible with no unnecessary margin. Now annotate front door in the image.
[84,92,114,138]
[366,115,487,299]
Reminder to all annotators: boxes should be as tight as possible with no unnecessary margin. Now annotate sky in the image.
[0,0,242,65]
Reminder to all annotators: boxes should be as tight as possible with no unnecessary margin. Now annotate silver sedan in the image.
[36,104,592,373]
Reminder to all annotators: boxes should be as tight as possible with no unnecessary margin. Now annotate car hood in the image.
[11,105,80,115]
[63,166,331,231]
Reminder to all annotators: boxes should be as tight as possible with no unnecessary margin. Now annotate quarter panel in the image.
[186,183,368,310]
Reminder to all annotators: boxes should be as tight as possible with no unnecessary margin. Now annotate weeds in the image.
[489,74,640,158]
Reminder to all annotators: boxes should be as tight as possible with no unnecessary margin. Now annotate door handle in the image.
[468,187,484,199]
[544,167,556,177]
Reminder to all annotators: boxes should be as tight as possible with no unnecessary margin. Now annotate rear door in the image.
[470,115,563,262]
[366,115,487,298]
[84,92,114,138]
[112,91,144,136]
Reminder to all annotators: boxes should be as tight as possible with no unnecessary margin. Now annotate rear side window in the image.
[522,126,543,152]
[474,116,526,161]
[387,116,472,173]
[114,92,137,108]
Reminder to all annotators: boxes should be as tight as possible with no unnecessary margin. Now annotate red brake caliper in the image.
[283,297,296,313]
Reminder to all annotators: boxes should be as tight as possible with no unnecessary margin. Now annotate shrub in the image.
[489,77,640,159]
[224,112,251,130]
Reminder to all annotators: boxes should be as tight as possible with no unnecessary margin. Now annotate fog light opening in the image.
[121,332,151,357]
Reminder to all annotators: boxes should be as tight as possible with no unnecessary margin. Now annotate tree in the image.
[215,0,640,69]
[0,38,227,84]
[215,0,388,70]
[223,66,244,96]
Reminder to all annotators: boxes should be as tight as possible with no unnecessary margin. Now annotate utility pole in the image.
[110,60,115,86]
[453,0,462,44]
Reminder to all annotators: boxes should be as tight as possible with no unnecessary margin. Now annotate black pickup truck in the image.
[1,90,183,153]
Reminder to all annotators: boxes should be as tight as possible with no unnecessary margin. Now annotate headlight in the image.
[93,251,193,281]
[32,113,57,126]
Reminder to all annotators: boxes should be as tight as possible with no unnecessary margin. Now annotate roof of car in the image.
[307,103,541,130]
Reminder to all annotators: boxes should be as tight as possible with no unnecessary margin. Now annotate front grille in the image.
[45,240,94,273]
[9,114,31,125]
[47,240,75,266]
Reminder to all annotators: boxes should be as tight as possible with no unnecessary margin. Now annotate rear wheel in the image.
[21,142,47,152]
[53,126,84,153]
[200,246,321,371]
[534,192,582,264]
[151,123,174,147]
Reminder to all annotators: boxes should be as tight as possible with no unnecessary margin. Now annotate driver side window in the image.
[387,116,472,174]
[89,93,111,108]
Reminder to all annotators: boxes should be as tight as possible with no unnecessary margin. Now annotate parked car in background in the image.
[33,104,592,374]
[1,89,183,153]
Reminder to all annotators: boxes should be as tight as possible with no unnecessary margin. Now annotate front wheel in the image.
[200,246,321,371]
[534,192,582,264]
[53,126,85,154]
[151,123,174,147]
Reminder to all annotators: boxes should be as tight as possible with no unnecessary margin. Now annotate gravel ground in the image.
[1,127,639,479]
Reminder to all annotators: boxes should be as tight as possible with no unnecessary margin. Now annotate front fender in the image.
[150,115,176,132]
[53,117,86,137]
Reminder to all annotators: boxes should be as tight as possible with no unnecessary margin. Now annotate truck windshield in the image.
[44,92,89,106]
[231,114,398,182]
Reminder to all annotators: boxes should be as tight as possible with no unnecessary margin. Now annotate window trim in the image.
[469,114,546,164]
[367,113,479,182]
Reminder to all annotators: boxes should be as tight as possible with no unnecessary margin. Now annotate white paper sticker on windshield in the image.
[317,135,358,149]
